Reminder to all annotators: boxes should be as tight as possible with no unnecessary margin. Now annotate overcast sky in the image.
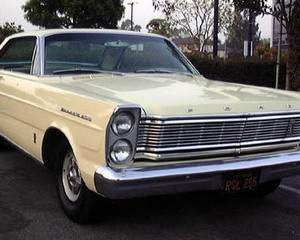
[0,0,272,39]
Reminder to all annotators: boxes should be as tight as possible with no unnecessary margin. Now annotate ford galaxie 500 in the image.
[1,29,300,222]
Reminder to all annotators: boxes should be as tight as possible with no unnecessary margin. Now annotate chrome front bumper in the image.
[94,150,300,199]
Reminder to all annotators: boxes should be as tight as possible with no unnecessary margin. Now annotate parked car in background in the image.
[1,29,300,223]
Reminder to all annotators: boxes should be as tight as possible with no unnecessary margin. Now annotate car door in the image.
[0,36,37,150]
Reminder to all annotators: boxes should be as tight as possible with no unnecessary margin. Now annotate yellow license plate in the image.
[223,171,260,193]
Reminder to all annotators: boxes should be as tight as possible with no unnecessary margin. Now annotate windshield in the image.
[44,33,197,75]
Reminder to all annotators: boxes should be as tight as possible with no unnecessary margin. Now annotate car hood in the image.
[56,74,300,116]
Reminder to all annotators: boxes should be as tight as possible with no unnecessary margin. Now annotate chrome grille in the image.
[136,113,300,160]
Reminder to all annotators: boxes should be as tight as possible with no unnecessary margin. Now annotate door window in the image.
[0,37,36,74]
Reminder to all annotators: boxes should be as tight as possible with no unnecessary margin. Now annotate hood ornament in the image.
[257,105,264,110]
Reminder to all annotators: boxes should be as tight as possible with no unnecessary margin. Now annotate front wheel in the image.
[252,179,282,197]
[0,136,5,149]
[56,145,95,223]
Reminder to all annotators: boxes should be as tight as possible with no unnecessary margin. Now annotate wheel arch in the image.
[42,127,72,169]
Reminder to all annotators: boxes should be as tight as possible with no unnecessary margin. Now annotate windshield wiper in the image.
[52,68,124,76]
[135,69,194,77]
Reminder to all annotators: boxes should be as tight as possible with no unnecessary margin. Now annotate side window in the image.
[0,37,36,74]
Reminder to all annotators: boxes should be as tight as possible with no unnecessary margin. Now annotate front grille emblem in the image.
[286,119,296,137]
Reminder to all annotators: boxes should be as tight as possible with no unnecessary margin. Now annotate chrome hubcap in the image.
[62,150,82,202]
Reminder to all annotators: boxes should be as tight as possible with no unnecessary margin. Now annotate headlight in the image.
[110,140,132,164]
[112,112,134,136]
[107,106,141,166]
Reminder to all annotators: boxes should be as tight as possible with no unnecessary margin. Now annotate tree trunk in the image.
[213,0,219,58]
[285,54,291,90]
[287,1,300,91]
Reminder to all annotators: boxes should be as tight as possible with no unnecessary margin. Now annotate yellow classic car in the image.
[1,29,300,223]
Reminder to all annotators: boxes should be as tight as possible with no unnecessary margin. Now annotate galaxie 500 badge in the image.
[61,108,92,122]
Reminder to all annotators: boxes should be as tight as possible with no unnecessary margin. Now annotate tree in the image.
[22,0,124,29]
[153,0,234,53]
[227,11,261,56]
[254,39,277,59]
[0,22,23,44]
[232,0,266,14]
[146,18,184,38]
[219,1,235,38]
[120,19,142,32]
[288,1,300,90]
[231,0,300,89]
[232,0,264,57]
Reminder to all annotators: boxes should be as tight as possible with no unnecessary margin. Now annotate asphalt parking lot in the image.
[1,144,300,240]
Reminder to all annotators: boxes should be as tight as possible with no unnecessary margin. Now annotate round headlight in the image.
[112,112,134,136]
[110,140,132,164]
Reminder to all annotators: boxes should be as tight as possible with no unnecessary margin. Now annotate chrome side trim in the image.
[0,132,44,166]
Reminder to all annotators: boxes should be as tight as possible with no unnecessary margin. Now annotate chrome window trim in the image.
[168,39,200,75]
[0,36,38,75]
[40,33,199,77]
[40,36,45,76]
[31,37,39,75]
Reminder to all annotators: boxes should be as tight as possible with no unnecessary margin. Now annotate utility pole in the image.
[275,8,283,89]
[128,2,134,30]
[213,0,219,58]
[248,10,254,57]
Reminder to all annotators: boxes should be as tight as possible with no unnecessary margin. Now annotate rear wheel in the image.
[56,142,95,223]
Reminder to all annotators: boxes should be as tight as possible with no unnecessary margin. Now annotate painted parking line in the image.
[279,184,300,195]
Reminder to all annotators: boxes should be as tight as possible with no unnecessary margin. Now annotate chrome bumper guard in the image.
[94,150,300,199]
